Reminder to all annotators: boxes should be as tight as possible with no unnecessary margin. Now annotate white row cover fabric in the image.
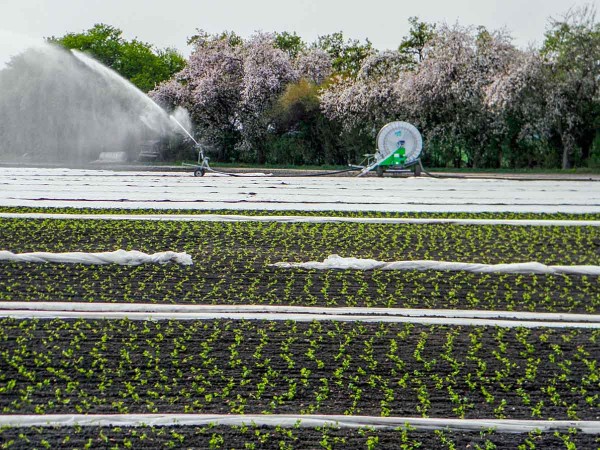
[272,255,600,276]
[0,414,598,434]
[0,212,598,227]
[0,249,192,266]
[1,309,598,328]
[1,167,599,213]
[2,302,598,324]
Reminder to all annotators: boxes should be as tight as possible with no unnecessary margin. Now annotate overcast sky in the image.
[0,0,593,55]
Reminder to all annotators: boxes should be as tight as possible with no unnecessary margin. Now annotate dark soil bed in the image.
[3,205,600,220]
[0,218,598,313]
[1,319,597,420]
[0,264,597,313]
[0,424,597,450]
[1,220,598,266]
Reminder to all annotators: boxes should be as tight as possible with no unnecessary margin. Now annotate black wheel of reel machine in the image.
[414,163,422,177]
[194,168,205,177]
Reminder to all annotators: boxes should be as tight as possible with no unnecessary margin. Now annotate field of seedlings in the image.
[0,169,599,449]
[0,218,598,313]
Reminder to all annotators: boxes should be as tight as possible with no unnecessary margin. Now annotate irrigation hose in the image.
[199,158,476,179]
[193,158,598,181]
[417,161,599,182]
[204,166,361,178]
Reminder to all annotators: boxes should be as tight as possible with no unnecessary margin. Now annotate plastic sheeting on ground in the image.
[0,212,599,227]
[272,255,600,276]
[1,309,597,328]
[0,414,598,434]
[1,302,598,323]
[0,249,192,266]
[1,167,599,214]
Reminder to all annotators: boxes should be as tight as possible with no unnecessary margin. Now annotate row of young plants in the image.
[1,206,599,221]
[0,213,597,448]
[0,318,597,420]
[0,263,597,313]
[0,423,597,450]
[0,219,598,265]
[0,218,597,312]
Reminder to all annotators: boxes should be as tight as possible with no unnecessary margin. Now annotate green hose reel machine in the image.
[356,121,424,177]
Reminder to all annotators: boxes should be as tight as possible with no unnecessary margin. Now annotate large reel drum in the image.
[375,121,423,169]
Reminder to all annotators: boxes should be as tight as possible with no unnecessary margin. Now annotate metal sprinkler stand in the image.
[169,115,214,177]
[193,145,210,177]
[181,144,212,176]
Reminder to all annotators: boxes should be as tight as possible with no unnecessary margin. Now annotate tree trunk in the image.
[497,146,503,169]
[561,133,574,169]
[256,144,266,165]
[580,129,595,162]
[562,147,570,169]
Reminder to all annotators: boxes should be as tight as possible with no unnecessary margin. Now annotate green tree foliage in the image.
[269,79,346,165]
[315,32,374,77]
[152,11,597,169]
[48,24,185,92]
[152,32,298,164]
[187,29,244,48]
[274,31,306,59]
[540,5,600,168]
[398,16,437,67]
[322,11,599,170]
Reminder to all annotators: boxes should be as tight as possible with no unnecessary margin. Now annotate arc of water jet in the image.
[65,50,205,163]
[71,49,181,137]
[70,50,169,119]
[169,114,207,163]
[169,115,199,146]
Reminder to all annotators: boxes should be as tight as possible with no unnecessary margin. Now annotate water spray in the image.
[0,43,181,164]
[169,115,198,146]
[71,50,171,128]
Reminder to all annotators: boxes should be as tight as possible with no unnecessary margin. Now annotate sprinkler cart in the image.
[353,121,424,177]
[184,120,424,178]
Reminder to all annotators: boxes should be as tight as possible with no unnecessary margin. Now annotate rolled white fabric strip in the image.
[0,302,598,327]
[272,255,600,275]
[0,414,598,434]
[0,249,193,266]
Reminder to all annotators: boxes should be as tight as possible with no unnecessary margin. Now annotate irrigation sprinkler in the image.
[352,121,424,177]
[170,115,212,177]
[180,120,425,178]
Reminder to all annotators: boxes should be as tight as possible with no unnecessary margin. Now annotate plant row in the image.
[0,423,597,450]
[1,206,599,221]
[1,219,598,266]
[0,319,597,420]
[0,218,597,313]
[0,264,597,313]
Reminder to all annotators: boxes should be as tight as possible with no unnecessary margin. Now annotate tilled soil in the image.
[0,425,597,450]
[0,219,598,312]
[0,264,597,313]
[0,319,597,420]
[0,217,598,448]
[1,220,599,266]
